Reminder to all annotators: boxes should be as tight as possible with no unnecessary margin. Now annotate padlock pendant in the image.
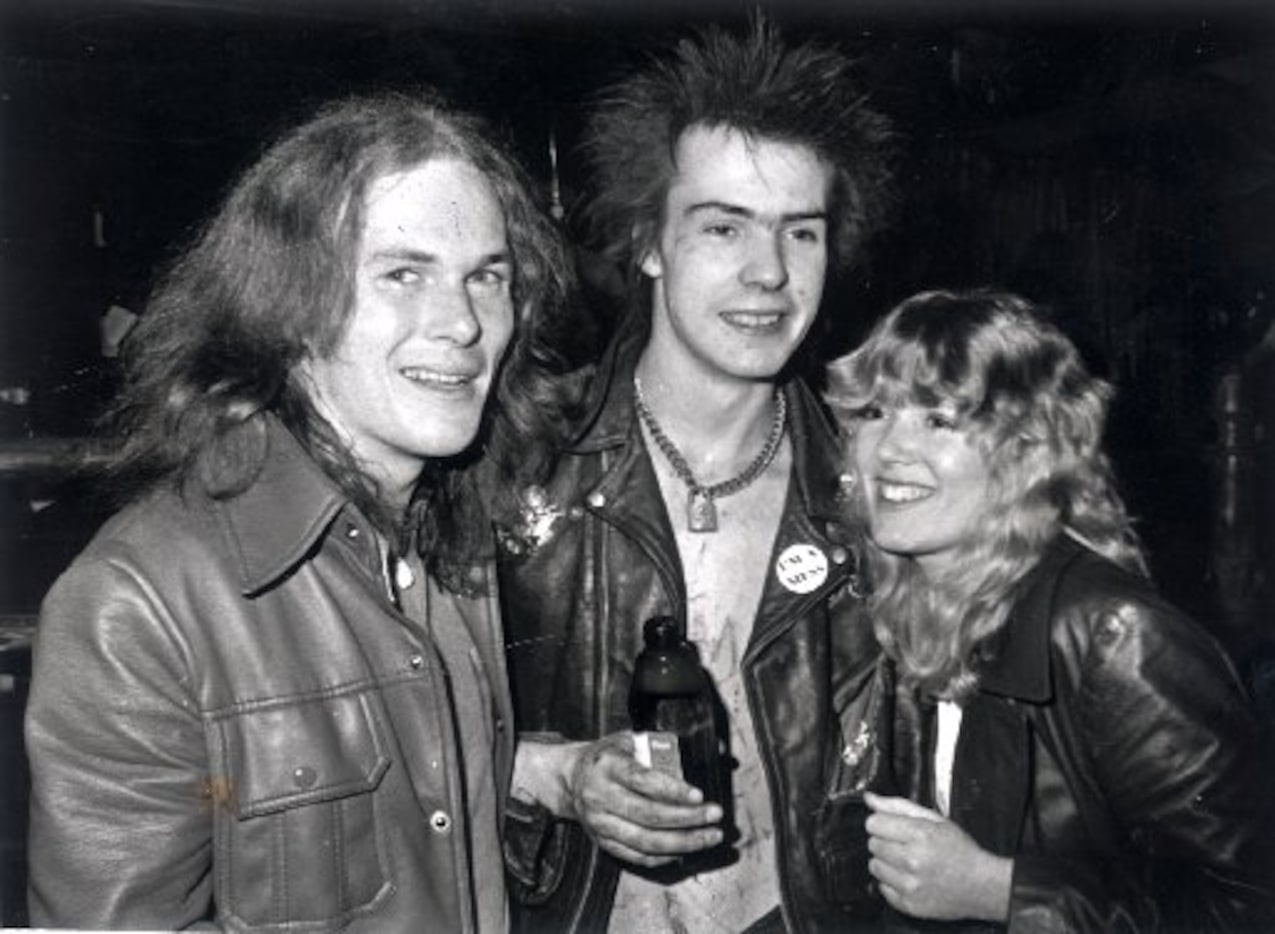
[687,490,718,533]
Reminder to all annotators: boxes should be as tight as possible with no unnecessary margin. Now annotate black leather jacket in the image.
[846,536,1275,933]
[498,328,880,933]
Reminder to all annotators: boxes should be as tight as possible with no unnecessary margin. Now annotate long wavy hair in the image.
[825,289,1147,699]
[100,90,579,590]
[581,15,895,288]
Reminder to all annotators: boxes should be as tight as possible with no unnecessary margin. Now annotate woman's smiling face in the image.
[849,399,992,578]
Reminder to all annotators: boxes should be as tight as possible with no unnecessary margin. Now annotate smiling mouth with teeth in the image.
[400,368,475,388]
[723,311,785,329]
[878,481,934,504]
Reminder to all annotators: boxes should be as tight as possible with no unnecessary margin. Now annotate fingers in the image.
[572,739,720,826]
[586,793,725,865]
[864,794,947,848]
[581,778,720,832]
[864,792,942,821]
[876,880,906,912]
[569,733,724,866]
[623,759,712,809]
[869,846,936,921]
[867,834,911,869]
[865,810,931,844]
[867,855,915,896]
[599,836,679,868]
[592,816,725,866]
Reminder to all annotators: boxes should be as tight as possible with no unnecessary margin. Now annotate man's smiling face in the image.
[640,124,833,388]
[300,157,515,497]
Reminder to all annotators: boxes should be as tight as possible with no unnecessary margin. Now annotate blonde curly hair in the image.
[826,288,1147,700]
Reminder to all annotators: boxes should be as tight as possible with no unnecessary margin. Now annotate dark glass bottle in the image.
[628,616,730,825]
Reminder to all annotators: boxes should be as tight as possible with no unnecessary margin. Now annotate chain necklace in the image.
[633,376,787,533]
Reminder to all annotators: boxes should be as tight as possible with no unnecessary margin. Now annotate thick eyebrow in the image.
[367,247,513,267]
[684,201,828,225]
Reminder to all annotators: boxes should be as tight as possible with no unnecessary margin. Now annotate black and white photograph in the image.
[2,0,1273,929]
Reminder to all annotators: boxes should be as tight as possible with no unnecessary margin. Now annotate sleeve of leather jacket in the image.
[1009,588,1275,933]
[505,734,580,903]
[25,549,217,929]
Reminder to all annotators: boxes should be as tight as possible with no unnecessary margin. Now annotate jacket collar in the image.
[569,310,646,454]
[976,534,1086,703]
[785,377,853,533]
[217,418,350,596]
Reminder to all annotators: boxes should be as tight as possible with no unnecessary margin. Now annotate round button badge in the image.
[775,543,829,594]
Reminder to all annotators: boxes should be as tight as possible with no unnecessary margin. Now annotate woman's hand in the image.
[864,792,1012,923]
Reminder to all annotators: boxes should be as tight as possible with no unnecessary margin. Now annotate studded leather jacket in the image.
[498,327,881,934]
[25,420,515,933]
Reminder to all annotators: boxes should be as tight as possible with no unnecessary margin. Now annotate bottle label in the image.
[633,731,684,780]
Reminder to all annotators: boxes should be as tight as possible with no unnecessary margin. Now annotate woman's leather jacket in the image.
[843,536,1275,933]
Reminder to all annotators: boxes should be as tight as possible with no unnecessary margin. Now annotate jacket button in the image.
[345,523,360,540]
[409,654,424,670]
[830,546,848,565]
[429,810,452,833]
[394,559,415,590]
[586,491,606,509]
[293,766,317,789]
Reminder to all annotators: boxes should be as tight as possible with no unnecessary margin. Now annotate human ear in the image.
[639,248,663,279]
[634,222,663,279]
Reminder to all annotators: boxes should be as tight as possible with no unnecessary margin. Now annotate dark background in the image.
[1,0,1273,922]
[3,0,1274,604]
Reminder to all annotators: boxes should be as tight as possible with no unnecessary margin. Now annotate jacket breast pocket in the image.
[210,689,393,930]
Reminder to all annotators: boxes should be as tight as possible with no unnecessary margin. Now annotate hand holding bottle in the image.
[510,616,729,868]
[558,732,724,867]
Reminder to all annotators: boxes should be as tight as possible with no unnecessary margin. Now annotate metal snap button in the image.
[292,766,317,789]
[830,546,848,565]
[344,524,360,540]
[409,654,424,670]
[429,810,452,833]
[586,491,605,509]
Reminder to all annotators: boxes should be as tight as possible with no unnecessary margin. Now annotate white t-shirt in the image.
[934,700,964,817]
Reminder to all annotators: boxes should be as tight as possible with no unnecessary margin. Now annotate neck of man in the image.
[357,459,418,523]
[634,346,783,485]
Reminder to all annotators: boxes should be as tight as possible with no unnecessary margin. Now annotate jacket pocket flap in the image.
[216,690,390,819]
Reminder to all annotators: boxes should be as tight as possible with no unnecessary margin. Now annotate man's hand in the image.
[864,792,1012,923]
[514,734,723,867]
